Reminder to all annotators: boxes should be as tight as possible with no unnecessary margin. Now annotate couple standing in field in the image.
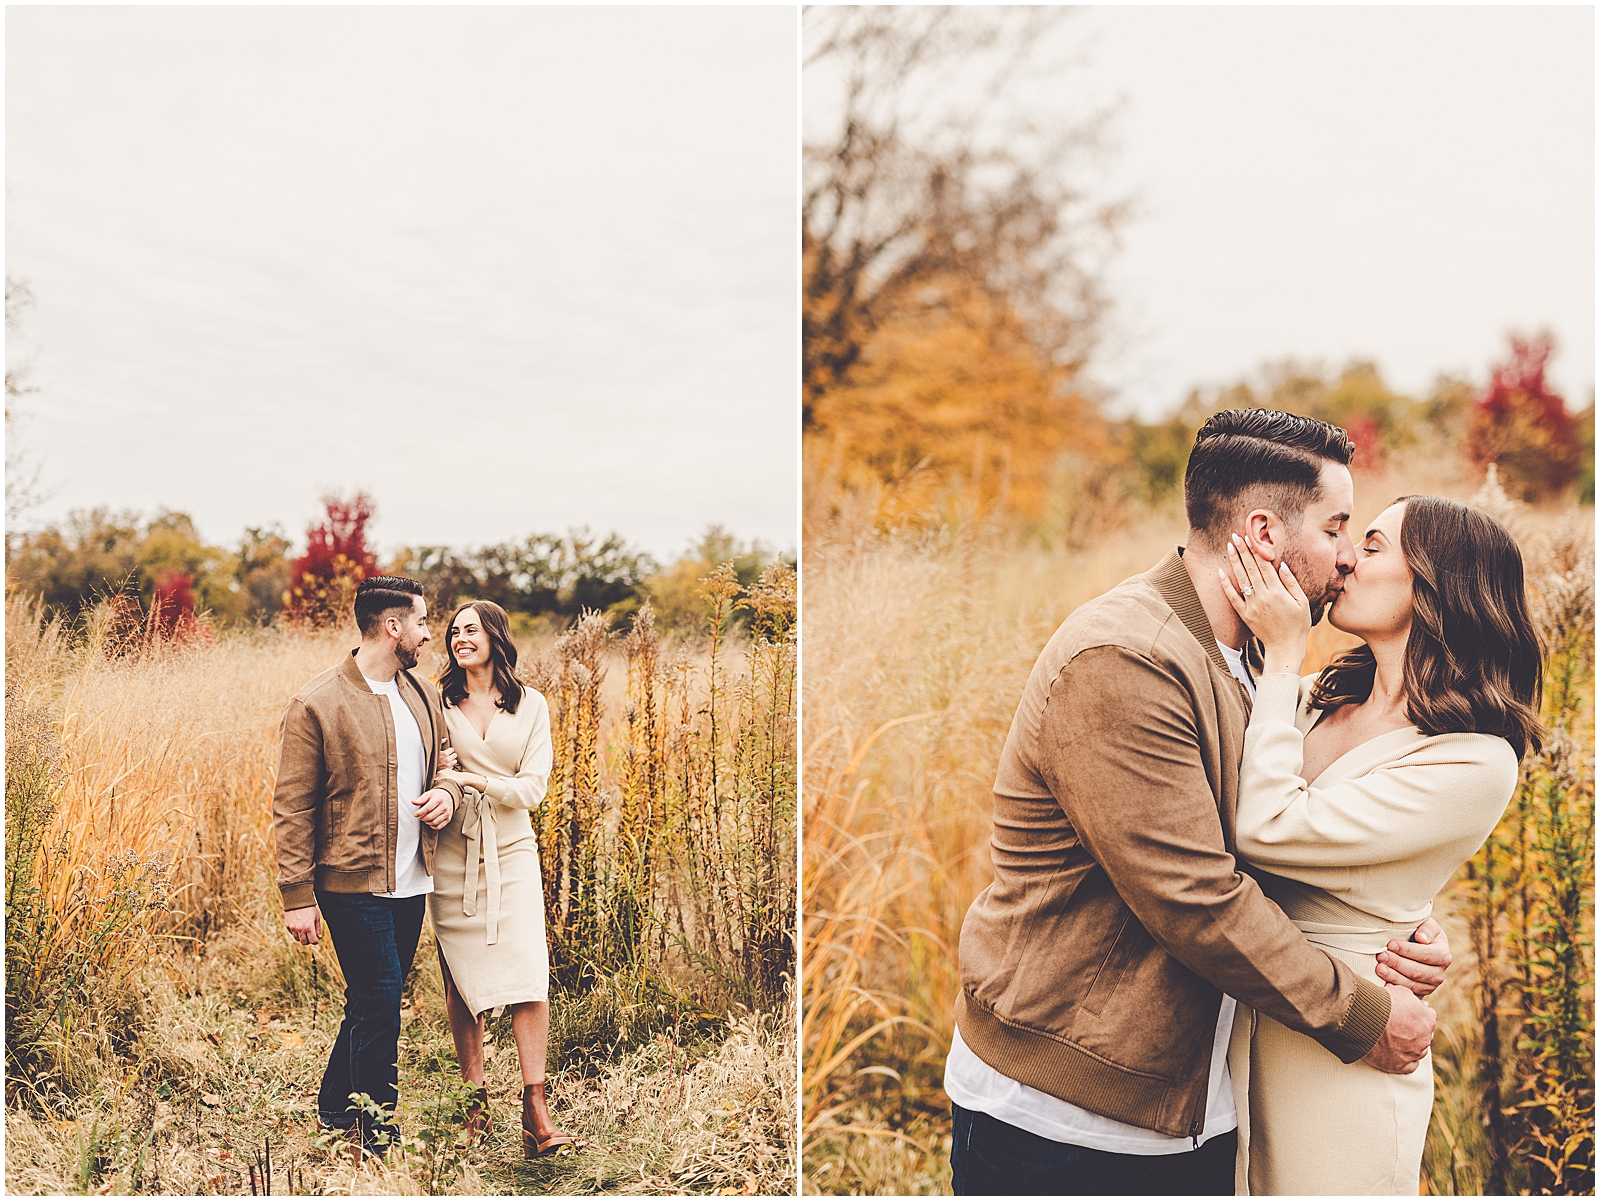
[271,576,575,1162]
[948,409,1543,1195]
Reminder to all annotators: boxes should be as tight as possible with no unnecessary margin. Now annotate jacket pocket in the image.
[1081,911,1138,1016]
[323,790,353,870]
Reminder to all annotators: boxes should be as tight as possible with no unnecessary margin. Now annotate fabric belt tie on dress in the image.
[1260,874,1422,955]
[457,786,501,945]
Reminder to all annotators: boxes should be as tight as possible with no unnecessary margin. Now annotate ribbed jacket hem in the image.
[314,866,393,895]
[955,990,1191,1138]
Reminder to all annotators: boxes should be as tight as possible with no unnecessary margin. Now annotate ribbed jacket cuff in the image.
[280,881,316,911]
[1324,977,1391,1063]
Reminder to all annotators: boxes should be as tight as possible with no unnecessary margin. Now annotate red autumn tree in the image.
[283,492,380,627]
[150,567,197,637]
[1342,413,1385,472]
[1466,333,1581,502]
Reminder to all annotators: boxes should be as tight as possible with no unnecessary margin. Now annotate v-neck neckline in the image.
[464,705,496,744]
[1302,706,1422,787]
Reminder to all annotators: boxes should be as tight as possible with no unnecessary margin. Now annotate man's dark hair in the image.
[353,575,423,637]
[1183,409,1355,549]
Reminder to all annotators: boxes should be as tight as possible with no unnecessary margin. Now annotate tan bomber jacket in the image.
[272,651,464,910]
[955,548,1391,1140]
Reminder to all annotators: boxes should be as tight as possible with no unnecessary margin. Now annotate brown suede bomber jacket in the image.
[955,548,1391,1140]
[272,652,463,910]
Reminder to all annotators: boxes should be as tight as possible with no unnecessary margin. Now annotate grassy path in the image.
[6,925,795,1196]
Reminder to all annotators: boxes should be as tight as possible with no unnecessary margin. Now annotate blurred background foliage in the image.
[803,10,1593,545]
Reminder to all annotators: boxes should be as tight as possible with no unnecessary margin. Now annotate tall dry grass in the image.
[6,606,346,1104]
[2,953,797,1198]
[527,562,797,1009]
[800,456,1591,1195]
[1422,475,1595,1196]
[5,560,796,1195]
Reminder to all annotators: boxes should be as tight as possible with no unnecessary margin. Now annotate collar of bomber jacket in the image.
[1152,548,1257,707]
[339,649,443,765]
[340,647,420,703]
[342,646,397,690]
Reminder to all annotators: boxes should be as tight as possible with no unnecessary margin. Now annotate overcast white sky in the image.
[1078,5,1595,420]
[7,6,798,561]
[805,5,1594,422]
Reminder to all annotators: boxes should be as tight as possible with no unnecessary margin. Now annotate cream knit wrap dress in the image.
[428,687,553,1016]
[1230,672,1518,1196]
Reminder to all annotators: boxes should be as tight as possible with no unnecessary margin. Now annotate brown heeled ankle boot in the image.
[521,1079,576,1158]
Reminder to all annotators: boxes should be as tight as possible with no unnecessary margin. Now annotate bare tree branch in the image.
[6,276,53,540]
[802,7,1127,425]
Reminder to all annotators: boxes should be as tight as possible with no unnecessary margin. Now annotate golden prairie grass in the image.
[800,456,1592,1195]
[800,503,1187,1194]
[5,562,797,1195]
[527,564,797,1009]
[5,610,345,1107]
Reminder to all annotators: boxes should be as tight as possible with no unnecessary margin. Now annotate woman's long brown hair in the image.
[437,599,524,715]
[1309,495,1544,758]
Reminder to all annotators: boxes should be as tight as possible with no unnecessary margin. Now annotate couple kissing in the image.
[948,409,1542,1196]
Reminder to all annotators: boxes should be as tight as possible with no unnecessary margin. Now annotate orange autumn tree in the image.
[808,272,1112,529]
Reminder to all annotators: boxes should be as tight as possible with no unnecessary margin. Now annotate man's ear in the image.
[1243,508,1286,560]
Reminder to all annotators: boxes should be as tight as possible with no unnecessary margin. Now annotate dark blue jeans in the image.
[315,890,426,1151]
[950,1103,1237,1196]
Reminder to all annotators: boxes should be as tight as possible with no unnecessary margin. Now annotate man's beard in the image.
[1281,546,1336,626]
[395,636,422,670]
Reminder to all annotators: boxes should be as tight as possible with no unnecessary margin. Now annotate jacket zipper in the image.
[379,690,397,894]
[1189,1051,1210,1149]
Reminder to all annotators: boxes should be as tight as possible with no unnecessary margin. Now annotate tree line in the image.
[4,490,783,638]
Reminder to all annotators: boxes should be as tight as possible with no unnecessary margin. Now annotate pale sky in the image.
[805,5,1595,422]
[7,6,798,561]
[1080,6,1595,419]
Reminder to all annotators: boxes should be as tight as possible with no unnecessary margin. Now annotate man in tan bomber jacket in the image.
[273,575,463,1159]
[946,410,1453,1195]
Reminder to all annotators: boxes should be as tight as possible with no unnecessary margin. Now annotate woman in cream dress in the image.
[1219,496,1542,1195]
[428,599,574,1158]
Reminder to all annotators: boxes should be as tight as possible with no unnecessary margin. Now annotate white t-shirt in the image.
[1216,638,1257,702]
[364,674,433,899]
[942,640,1258,1154]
